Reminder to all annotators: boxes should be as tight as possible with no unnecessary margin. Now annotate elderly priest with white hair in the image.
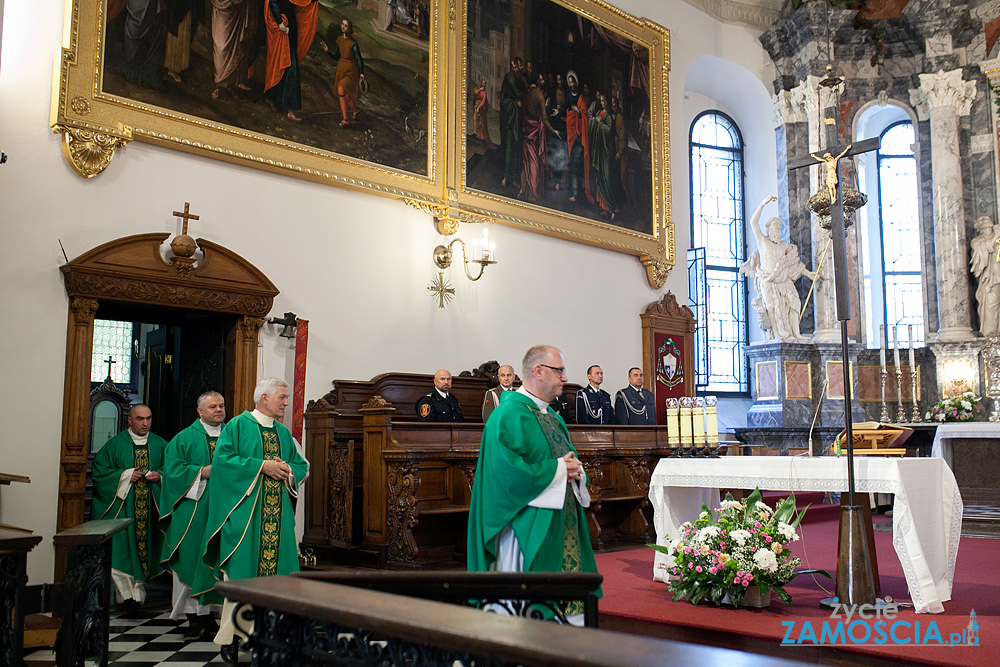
[197,377,309,662]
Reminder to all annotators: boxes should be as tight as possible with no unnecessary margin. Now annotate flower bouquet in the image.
[649,488,828,607]
[924,391,981,422]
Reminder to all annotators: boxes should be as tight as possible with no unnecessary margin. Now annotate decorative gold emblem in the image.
[56,125,130,178]
[70,96,90,115]
[427,272,455,309]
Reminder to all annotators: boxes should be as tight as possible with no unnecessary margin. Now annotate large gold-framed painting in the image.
[51,0,671,286]
[451,0,672,285]
[52,0,446,200]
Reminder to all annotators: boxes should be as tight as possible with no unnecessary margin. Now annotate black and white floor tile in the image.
[24,604,247,667]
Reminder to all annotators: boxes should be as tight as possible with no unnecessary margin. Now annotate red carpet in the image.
[597,515,993,666]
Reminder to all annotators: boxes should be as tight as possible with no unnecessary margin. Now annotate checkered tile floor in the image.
[24,604,247,667]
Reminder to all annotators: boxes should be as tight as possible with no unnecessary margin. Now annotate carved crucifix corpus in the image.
[786,108,879,322]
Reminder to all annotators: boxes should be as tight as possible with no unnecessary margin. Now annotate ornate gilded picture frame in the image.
[450,0,672,287]
[51,0,447,203]
[52,0,672,287]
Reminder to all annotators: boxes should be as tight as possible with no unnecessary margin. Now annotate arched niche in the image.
[58,233,279,534]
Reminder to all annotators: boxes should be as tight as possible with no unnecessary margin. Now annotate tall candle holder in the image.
[895,365,907,423]
[909,367,921,423]
[879,367,891,423]
[665,398,680,456]
[678,397,694,455]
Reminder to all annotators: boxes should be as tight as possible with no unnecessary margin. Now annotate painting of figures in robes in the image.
[99,0,432,176]
[463,0,657,235]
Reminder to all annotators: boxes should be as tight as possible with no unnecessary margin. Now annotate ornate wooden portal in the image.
[58,233,278,536]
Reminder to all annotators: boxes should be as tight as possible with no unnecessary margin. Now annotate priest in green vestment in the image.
[468,345,601,624]
[198,377,308,660]
[159,390,225,639]
[91,403,167,604]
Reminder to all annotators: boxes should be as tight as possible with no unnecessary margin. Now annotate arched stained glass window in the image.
[688,111,748,394]
[877,121,923,343]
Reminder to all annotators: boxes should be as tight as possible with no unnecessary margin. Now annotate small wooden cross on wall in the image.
[172,202,200,236]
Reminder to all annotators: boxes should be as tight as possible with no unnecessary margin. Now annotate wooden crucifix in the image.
[787,108,879,323]
[104,355,116,382]
[172,202,200,235]
[787,105,880,607]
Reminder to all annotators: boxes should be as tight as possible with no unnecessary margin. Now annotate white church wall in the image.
[0,0,775,582]
[681,56,778,429]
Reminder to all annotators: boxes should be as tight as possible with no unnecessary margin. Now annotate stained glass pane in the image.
[689,112,747,394]
[92,319,133,384]
[877,121,924,343]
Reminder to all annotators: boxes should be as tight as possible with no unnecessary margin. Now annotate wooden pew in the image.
[0,527,42,667]
[216,576,814,667]
[293,570,603,627]
[52,519,131,667]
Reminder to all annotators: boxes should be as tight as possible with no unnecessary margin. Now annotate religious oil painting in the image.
[455,0,672,283]
[52,0,446,200]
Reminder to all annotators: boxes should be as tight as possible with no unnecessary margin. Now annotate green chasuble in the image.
[159,419,218,593]
[467,391,600,603]
[197,411,308,605]
[91,429,167,583]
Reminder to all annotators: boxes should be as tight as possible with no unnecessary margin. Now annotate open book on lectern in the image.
[832,422,914,454]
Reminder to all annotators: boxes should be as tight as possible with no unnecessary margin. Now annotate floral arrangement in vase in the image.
[924,391,981,422]
[649,488,827,607]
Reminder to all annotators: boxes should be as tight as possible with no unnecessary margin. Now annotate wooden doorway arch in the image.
[58,233,278,533]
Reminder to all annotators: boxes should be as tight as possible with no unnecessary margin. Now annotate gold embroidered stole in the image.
[133,445,150,579]
[208,435,217,460]
[529,406,585,615]
[257,425,282,577]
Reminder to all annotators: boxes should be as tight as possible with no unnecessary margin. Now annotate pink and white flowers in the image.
[652,487,816,608]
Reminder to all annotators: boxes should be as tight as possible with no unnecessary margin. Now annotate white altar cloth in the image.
[648,456,962,614]
[930,422,1000,469]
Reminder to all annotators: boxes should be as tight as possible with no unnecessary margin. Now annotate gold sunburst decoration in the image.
[427,272,455,309]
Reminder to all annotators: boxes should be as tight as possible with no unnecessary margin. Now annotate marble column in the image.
[910,69,977,341]
[790,76,841,342]
[979,58,1000,226]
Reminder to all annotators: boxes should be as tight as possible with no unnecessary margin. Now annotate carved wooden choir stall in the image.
[301,295,697,569]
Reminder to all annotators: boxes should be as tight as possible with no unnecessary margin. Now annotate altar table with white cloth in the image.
[930,422,1000,469]
[648,456,962,614]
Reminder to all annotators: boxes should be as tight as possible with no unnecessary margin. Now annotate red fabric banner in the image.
[292,318,308,442]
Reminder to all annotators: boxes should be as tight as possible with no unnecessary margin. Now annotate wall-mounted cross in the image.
[172,202,200,236]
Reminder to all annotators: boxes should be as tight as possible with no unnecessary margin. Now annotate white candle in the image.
[892,325,901,369]
[705,396,718,444]
[879,324,886,368]
[692,398,706,445]
[908,324,916,369]
[665,399,680,447]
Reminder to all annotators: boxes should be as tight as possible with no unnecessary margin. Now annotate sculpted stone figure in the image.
[970,215,1000,335]
[739,196,817,341]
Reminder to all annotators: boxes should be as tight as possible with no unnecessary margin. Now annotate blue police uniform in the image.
[575,385,614,425]
[614,386,657,425]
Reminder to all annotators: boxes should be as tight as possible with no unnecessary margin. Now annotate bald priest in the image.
[91,403,167,604]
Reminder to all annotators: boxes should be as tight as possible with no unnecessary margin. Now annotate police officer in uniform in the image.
[575,364,613,425]
[482,364,516,421]
[615,367,657,425]
[416,369,464,422]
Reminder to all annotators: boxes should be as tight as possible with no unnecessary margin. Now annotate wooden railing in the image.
[216,576,812,667]
[0,528,42,667]
[52,519,131,667]
[293,569,603,627]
